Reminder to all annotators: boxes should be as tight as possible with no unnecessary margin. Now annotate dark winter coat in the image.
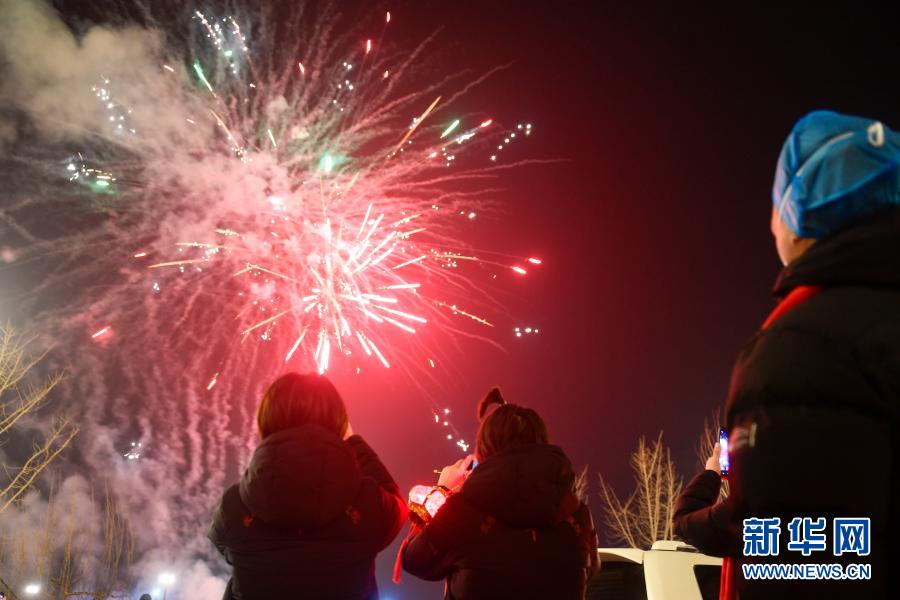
[675,207,900,599]
[209,425,407,600]
[673,469,736,557]
[401,443,599,600]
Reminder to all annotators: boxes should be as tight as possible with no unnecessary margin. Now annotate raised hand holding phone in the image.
[437,454,476,490]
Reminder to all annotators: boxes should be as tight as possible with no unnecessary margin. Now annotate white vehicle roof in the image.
[597,547,644,564]
[595,541,722,600]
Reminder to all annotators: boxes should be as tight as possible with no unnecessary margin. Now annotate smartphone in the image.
[718,428,729,478]
[468,458,478,471]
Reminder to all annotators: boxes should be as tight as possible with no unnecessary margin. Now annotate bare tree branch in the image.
[0,326,78,515]
[1,479,135,599]
[0,419,79,514]
[596,431,684,548]
[0,327,133,598]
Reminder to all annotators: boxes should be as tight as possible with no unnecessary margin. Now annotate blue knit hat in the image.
[773,110,900,239]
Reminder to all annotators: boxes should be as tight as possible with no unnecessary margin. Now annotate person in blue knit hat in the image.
[771,110,900,264]
[674,111,899,600]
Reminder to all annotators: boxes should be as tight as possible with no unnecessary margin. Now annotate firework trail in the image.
[0,0,541,591]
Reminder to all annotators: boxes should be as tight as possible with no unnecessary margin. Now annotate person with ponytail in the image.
[400,387,599,599]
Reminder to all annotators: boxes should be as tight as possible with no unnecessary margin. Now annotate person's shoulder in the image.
[210,484,247,544]
[745,284,900,372]
[769,285,900,343]
[728,288,896,417]
[219,483,250,522]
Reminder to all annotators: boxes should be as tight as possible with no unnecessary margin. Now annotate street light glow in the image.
[158,572,176,586]
[24,583,41,595]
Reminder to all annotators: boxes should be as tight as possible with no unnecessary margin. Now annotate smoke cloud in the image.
[0,1,231,596]
[0,0,160,142]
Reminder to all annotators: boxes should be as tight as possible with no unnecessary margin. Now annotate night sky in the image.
[9,1,900,597]
[365,0,900,507]
[355,3,899,597]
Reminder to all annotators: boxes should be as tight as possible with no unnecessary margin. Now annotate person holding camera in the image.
[400,388,599,600]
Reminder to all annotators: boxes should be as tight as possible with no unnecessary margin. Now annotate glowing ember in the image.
[91,326,111,339]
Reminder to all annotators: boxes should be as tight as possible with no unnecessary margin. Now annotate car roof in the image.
[596,541,708,565]
[596,547,644,564]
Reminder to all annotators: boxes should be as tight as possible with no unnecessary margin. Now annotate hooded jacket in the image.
[209,425,407,600]
[675,207,900,599]
[401,443,599,600]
